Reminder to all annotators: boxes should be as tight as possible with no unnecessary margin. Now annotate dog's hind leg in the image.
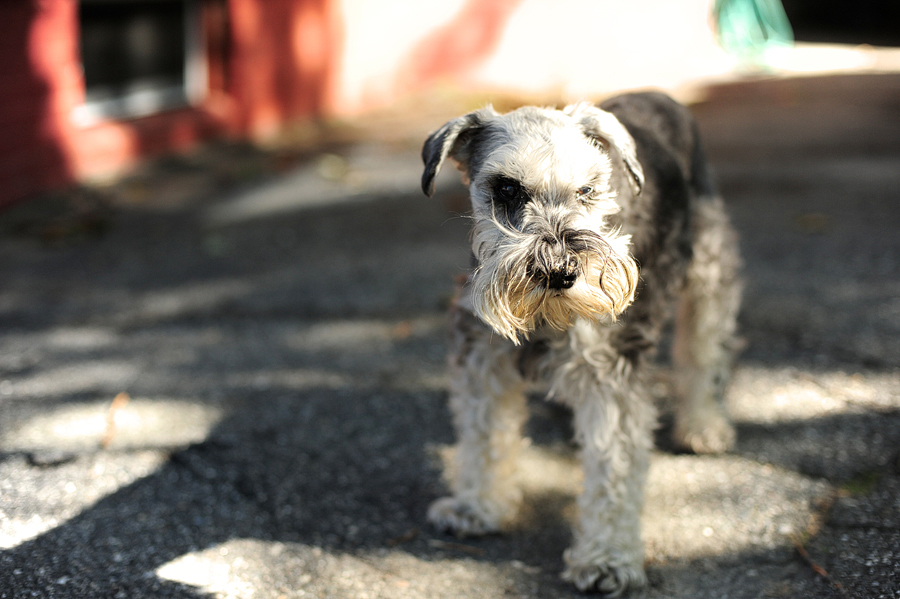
[427,304,528,536]
[671,195,743,454]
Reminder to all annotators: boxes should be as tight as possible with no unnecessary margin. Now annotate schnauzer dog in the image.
[420,92,742,595]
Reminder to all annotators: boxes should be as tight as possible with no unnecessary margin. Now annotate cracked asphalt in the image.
[1,73,899,598]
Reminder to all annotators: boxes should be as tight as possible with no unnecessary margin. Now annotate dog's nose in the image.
[546,263,577,290]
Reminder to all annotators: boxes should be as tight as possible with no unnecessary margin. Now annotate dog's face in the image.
[422,103,643,342]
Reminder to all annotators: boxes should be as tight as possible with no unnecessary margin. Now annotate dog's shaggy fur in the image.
[421,92,742,596]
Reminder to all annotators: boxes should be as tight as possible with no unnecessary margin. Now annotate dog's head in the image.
[422,102,642,342]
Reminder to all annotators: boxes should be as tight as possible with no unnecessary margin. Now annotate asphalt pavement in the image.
[1,73,899,598]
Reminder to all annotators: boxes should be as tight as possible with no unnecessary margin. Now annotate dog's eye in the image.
[577,185,593,197]
[493,178,527,206]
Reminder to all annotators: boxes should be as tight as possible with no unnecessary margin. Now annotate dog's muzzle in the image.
[538,257,578,290]
[471,223,637,340]
[529,234,584,291]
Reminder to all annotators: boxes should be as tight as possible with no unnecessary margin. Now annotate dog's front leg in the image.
[428,305,527,536]
[558,356,655,596]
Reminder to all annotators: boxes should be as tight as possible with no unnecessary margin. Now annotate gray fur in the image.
[421,92,742,596]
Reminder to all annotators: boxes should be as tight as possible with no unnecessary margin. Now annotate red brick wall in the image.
[227,0,342,138]
[0,1,78,206]
[0,0,342,208]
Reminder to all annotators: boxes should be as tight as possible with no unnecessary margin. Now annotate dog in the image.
[420,92,742,596]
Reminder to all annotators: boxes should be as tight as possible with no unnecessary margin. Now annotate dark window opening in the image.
[76,0,202,123]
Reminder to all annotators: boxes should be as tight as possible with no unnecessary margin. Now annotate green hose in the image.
[712,0,794,69]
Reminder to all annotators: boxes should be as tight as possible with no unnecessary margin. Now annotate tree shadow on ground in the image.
[2,363,897,598]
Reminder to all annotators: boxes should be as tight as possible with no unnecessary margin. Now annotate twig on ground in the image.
[792,538,852,599]
[101,392,130,449]
[791,490,852,599]
[428,539,485,556]
[386,527,419,547]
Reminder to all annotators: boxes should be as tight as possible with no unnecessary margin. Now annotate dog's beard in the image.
[470,225,638,342]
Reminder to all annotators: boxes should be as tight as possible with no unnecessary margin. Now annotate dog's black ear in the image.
[565,103,644,195]
[421,107,496,197]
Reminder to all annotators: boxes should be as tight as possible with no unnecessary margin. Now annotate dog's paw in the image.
[561,559,647,597]
[673,411,736,454]
[427,496,501,537]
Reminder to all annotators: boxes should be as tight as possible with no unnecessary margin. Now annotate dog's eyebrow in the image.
[489,174,524,187]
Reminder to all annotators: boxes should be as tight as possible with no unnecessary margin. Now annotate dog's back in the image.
[602,92,715,198]
[601,93,743,454]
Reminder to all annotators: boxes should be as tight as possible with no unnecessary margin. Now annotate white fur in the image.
[428,305,528,534]
[465,108,639,342]
[423,98,742,596]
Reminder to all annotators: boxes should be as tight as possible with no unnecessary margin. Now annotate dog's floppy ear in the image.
[421,107,497,197]
[565,102,644,195]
